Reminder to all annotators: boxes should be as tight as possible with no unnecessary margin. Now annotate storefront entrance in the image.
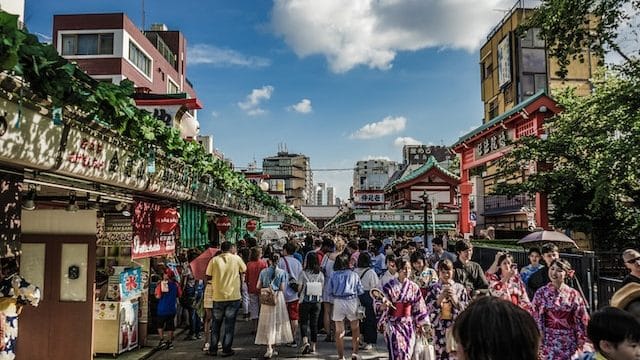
[17,210,96,359]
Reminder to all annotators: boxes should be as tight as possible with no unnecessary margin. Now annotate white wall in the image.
[0,0,24,24]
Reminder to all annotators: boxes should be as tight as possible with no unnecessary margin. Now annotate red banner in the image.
[132,201,179,259]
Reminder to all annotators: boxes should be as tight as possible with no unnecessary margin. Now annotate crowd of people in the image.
[151,233,640,360]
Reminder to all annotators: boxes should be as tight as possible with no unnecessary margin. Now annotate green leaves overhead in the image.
[0,11,311,225]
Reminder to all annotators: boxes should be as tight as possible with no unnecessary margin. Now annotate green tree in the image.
[496,73,640,250]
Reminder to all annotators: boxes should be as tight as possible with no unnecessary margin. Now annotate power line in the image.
[235,167,353,172]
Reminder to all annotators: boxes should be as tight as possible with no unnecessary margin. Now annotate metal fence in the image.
[472,246,614,311]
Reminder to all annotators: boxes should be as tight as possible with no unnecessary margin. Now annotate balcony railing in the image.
[483,194,529,215]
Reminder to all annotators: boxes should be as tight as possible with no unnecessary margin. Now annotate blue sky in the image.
[24,0,518,200]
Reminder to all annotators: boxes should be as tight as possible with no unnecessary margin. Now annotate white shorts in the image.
[332,298,359,322]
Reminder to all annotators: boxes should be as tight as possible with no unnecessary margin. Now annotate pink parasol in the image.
[189,247,219,281]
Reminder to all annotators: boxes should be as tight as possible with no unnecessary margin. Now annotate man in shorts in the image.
[155,269,182,350]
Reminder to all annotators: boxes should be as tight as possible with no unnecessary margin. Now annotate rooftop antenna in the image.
[141,0,146,31]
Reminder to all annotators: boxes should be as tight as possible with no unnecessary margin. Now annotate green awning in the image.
[359,221,456,232]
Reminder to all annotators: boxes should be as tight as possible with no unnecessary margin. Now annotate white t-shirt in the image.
[356,267,380,291]
[380,270,398,288]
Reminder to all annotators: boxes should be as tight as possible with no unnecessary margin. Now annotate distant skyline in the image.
[24,0,529,199]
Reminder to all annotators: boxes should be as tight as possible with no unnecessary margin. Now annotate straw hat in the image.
[611,282,640,310]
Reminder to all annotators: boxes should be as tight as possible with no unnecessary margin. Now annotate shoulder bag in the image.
[259,268,277,306]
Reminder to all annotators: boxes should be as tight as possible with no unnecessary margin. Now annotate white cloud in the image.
[238,86,274,116]
[393,136,422,147]
[271,0,514,73]
[350,116,407,139]
[188,44,271,68]
[288,99,313,114]
[211,111,219,118]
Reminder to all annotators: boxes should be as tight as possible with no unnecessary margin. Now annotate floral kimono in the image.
[377,278,430,360]
[486,272,533,313]
[425,281,470,360]
[532,283,590,360]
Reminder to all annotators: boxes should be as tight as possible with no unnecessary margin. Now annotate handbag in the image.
[412,334,435,360]
[444,326,457,353]
[259,268,277,306]
[259,287,276,306]
[356,301,366,320]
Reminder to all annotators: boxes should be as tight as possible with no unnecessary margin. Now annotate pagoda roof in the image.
[385,155,459,190]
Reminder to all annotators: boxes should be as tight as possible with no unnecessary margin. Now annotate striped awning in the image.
[359,221,456,232]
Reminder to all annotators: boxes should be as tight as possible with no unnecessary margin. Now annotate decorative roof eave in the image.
[452,89,558,150]
[134,97,203,110]
[384,155,460,191]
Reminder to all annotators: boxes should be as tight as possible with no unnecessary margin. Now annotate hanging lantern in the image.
[215,216,232,234]
[155,207,179,233]
[246,219,257,232]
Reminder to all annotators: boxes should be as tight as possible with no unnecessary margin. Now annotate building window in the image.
[488,100,499,119]
[521,48,546,73]
[129,42,151,77]
[167,78,179,94]
[62,33,114,55]
[483,62,493,79]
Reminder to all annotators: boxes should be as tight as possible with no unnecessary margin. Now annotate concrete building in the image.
[316,183,326,206]
[53,14,195,97]
[262,151,313,208]
[479,0,596,122]
[353,159,398,192]
[327,186,335,205]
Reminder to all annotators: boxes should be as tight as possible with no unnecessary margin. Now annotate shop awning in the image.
[359,221,456,231]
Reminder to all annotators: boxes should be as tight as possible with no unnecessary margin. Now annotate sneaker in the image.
[166,341,174,350]
[202,342,210,352]
[301,342,311,355]
[351,353,360,360]
[220,350,235,357]
[264,349,273,359]
[158,340,167,349]
[360,343,373,351]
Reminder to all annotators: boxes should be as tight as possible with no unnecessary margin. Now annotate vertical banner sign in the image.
[132,201,179,259]
[0,173,21,258]
[119,267,142,300]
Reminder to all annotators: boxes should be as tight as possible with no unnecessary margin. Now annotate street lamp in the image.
[420,191,438,248]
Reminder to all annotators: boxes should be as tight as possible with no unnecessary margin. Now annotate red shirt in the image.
[245,259,268,294]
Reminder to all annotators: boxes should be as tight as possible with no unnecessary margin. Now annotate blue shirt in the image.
[329,270,364,299]
[258,267,287,291]
[520,264,543,285]
[157,281,179,316]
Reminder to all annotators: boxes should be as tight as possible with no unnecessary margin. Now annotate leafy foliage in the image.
[0,11,310,226]
[495,72,640,249]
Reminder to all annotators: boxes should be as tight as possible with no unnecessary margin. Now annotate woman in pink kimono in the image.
[376,258,430,360]
[532,259,591,360]
[485,252,532,313]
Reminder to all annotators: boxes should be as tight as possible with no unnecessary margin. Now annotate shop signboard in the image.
[146,159,193,201]
[498,35,512,88]
[354,190,385,205]
[0,96,62,170]
[119,267,142,301]
[370,211,402,221]
[0,173,21,258]
[56,126,148,191]
[131,201,179,259]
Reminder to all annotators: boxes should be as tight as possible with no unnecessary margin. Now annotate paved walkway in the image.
[145,318,390,360]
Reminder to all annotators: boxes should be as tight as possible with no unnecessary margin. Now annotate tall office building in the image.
[353,159,398,192]
[327,187,335,205]
[262,150,313,208]
[316,183,326,206]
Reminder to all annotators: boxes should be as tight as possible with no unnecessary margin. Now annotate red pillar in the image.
[459,170,472,235]
[535,192,549,229]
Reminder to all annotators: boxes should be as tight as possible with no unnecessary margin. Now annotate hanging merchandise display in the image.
[0,172,21,258]
[215,216,231,234]
[132,201,179,259]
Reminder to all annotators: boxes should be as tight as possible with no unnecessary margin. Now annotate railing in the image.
[596,277,623,309]
[483,194,529,215]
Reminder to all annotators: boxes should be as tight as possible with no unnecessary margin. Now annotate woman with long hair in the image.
[424,259,470,360]
[532,259,591,360]
[329,252,364,360]
[297,252,325,355]
[410,251,438,298]
[321,237,341,342]
[255,252,293,359]
[376,257,430,360]
[355,252,380,350]
[485,252,532,313]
